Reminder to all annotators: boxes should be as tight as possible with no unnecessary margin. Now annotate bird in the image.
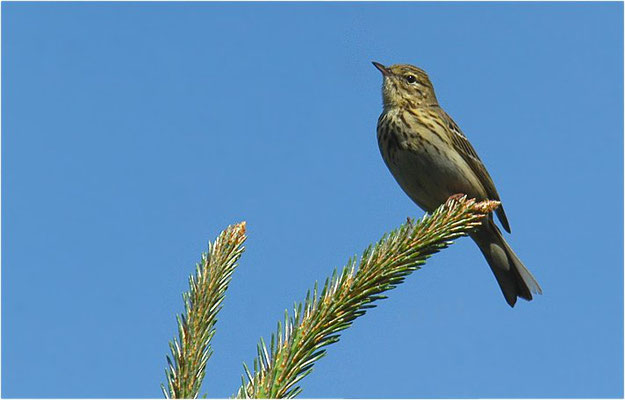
[372,61,541,307]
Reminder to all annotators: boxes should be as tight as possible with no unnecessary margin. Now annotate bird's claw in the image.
[448,193,466,202]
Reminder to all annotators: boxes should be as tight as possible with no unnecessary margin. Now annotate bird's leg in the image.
[447,193,467,202]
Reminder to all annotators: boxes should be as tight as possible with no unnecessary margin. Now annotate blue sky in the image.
[2,2,623,398]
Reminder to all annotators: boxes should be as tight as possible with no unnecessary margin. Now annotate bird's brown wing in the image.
[438,108,511,233]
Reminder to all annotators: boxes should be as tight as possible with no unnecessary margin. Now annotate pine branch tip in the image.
[474,199,500,214]
[163,221,247,398]
[234,221,247,235]
[442,195,500,216]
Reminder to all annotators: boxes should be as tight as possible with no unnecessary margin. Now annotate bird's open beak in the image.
[372,61,390,76]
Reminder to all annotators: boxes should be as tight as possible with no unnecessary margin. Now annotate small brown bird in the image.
[373,61,541,307]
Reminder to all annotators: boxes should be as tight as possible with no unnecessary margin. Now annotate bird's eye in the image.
[405,75,417,84]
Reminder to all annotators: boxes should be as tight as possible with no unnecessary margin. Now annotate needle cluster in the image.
[163,222,247,399]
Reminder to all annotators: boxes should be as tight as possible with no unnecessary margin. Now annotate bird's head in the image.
[372,62,438,109]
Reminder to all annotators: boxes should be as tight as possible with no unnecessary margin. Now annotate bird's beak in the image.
[372,61,390,76]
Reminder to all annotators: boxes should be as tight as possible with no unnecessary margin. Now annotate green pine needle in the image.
[163,222,247,399]
[235,196,499,398]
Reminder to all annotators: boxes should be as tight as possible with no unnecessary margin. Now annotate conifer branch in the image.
[163,222,247,399]
[235,196,499,398]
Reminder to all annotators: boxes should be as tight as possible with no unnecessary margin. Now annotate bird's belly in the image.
[386,143,487,213]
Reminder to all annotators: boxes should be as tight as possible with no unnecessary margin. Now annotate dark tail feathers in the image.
[471,220,542,307]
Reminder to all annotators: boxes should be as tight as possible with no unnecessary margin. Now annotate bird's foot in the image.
[448,193,467,202]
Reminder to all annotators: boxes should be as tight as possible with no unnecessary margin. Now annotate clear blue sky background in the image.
[3,2,623,398]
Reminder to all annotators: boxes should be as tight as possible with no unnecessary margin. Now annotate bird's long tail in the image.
[470,219,542,307]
